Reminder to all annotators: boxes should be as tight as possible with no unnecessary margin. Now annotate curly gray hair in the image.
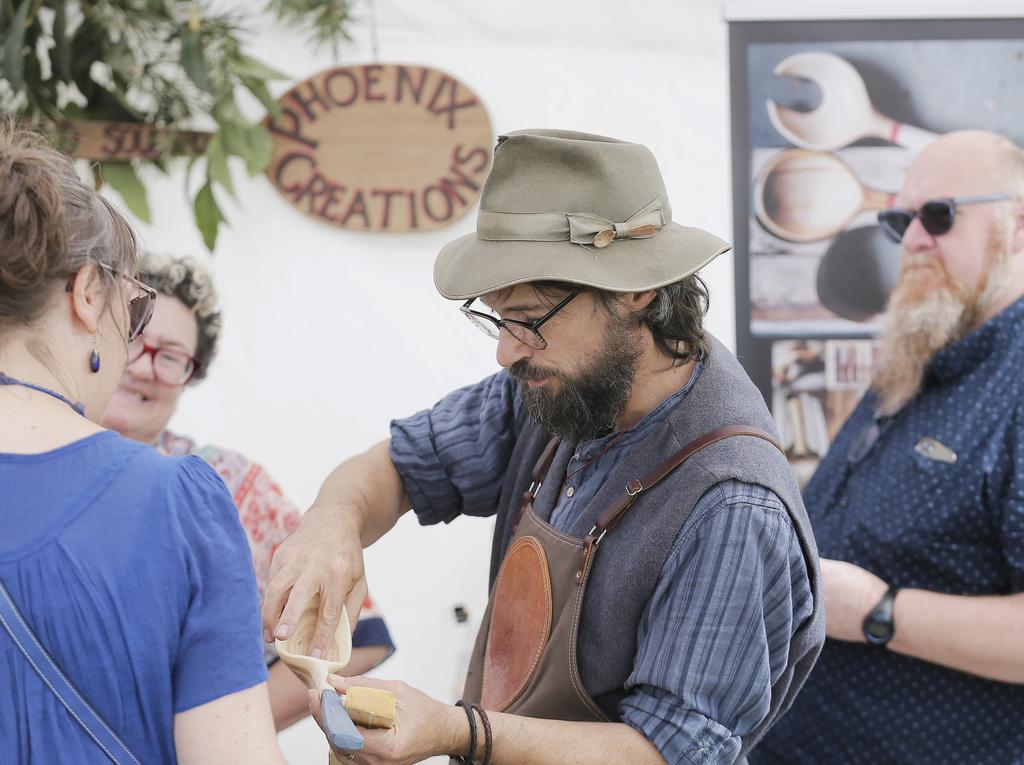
[138,253,222,383]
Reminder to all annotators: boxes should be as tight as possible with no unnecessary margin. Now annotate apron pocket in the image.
[482,535,553,710]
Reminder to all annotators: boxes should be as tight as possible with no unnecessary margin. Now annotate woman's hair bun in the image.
[0,127,70,294]
[0,123,138,328]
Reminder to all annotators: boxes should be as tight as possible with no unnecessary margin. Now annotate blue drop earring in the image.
[90,338,101,374]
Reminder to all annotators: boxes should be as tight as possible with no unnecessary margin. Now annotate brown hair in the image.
[0,124,139,330]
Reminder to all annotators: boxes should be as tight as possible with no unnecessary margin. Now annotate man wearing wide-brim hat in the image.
[264,129,824,764]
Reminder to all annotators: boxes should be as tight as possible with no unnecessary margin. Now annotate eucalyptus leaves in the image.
[0,0,354,249]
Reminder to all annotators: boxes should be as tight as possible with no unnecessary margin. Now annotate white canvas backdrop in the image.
[103,1,735,760]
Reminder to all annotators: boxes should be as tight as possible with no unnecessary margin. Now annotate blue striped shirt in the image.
[390,368,813,764]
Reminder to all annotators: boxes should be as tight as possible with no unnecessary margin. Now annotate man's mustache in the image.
[509,360,564,382]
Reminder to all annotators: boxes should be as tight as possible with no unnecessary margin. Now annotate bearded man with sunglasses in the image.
[263,130,824,765]
[752,131,1024,765]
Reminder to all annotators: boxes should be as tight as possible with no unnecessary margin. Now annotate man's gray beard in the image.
[510,318,642,443]
[873,233,1009,416]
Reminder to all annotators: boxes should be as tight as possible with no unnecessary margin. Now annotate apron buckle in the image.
[575,527,607,585]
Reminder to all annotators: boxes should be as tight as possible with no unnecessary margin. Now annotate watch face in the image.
[864,618,893,645]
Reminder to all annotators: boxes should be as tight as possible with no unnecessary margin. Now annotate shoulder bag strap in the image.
[0,580,142,765]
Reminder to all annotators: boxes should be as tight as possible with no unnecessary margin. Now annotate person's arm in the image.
[618,481,815,763]
[169,459,287,761]
[891,589,1024,682]
[174,683,286,765]
[269,645,394,731]
[261,440,410,652]
[311,676,666,765]
[262,371,521,657]
[820,559,1024,683]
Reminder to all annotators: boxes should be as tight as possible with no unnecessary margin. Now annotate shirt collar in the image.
[926,294,1024,387]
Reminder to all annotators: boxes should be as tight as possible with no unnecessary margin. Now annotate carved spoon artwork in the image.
[754,149,896,243]
[767,51,938,154]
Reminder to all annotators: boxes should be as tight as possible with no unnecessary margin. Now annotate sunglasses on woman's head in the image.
[877,193,1014,244]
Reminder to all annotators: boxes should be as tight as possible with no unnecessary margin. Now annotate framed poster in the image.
[728,11,1024,478]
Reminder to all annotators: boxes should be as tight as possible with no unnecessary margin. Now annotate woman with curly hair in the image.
[102,253,395,731]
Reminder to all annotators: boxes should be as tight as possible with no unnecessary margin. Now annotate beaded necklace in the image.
[0,372,85,416]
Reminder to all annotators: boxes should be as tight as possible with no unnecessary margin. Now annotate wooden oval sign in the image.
[265,64,493,232]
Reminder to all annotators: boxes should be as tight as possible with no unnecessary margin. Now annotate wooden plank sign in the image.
[54,121,212,160]
[265,64,493,232]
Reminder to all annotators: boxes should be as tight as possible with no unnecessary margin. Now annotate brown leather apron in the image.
[459,426,782,741]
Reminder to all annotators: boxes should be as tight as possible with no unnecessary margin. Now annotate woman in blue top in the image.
[0,128,286,763]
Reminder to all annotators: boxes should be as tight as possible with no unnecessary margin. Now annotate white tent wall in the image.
[101,1,733,760]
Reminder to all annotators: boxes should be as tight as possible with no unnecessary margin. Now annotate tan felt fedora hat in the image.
[434,129,731,299]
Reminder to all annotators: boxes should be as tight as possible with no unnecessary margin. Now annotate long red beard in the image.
[872,231,1008,416]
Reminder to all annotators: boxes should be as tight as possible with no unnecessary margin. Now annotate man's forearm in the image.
[310,439,412,548]
[890,590,1024,683]
[439,706,666,765]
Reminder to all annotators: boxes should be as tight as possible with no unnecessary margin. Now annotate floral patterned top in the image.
[158,430,394,665]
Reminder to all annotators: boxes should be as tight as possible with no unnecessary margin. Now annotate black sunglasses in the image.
[877,194,1014,244]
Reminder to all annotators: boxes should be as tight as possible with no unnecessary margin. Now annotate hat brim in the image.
[433,223,732,299]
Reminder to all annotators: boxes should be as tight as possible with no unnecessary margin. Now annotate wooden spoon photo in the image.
[754,149,895,243]
[766,51,938,154]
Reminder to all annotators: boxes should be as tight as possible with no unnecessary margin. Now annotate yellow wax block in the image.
[345,686,397,729]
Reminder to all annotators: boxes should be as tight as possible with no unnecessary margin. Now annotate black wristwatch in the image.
[862,586,899,647]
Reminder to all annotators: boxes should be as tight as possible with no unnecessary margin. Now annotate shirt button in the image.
[566,487,575,497]
[838,494,849,508]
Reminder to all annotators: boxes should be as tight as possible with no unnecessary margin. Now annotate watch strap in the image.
[863,585,899,647]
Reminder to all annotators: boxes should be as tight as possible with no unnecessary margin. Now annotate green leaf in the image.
[2,0,31,92]
[241,75,281,119]
[212,93,245,127]
[106,37,134,83]
[0,0,13,30]
[52,2,71,82]
[218,115,248,156]
[101,161,152,223]
[229,53,289,81]
[69,16,104,97]
[204,132,234,197]
[194,181,225,252]
[240,125,273,175]
[179,26,212,93]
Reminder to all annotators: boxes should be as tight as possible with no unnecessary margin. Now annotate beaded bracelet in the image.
[452,700,477,764]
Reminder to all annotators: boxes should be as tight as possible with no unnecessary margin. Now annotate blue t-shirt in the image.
[0,431,268,762]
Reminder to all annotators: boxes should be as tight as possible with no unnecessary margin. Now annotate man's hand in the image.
[261,441,412,657]
[821,558,888,642]
[261,506,367,654]
[308,676,464,765]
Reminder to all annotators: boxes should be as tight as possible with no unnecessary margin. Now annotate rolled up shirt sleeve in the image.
[620,480,814,765]
[390,371,521,525]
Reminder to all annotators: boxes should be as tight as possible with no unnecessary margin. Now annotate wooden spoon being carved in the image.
[275,603,396,758]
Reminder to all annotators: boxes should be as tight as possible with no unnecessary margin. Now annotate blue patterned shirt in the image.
[391,365,813,764]
[752,296,1024,765]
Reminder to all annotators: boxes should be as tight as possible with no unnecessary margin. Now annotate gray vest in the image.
[487,335,824,758]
